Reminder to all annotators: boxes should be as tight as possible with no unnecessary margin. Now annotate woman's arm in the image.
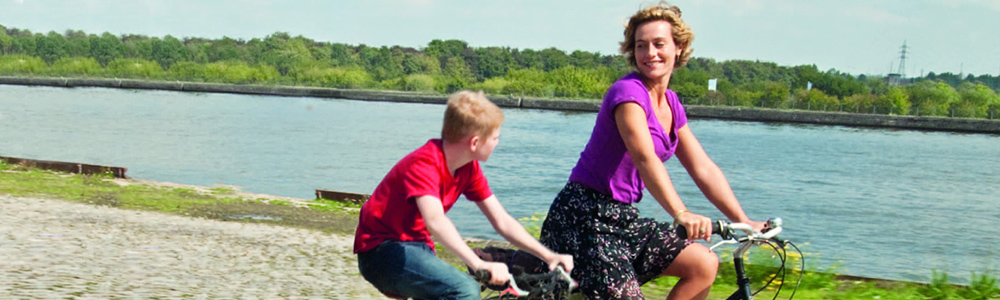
[415,195,510,285]
[614,102,712,240]
[673,125,763,230]
[476,195,574,272]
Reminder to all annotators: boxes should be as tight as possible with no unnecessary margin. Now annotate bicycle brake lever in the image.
[709,239,738,251]
[555,266,578,291]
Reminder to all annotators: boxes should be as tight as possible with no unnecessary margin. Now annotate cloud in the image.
[983,0,1000,11]
[842,4,912,26]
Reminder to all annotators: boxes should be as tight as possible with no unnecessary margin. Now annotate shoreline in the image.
[2,75,999,134]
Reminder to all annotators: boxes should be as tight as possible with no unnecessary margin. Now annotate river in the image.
[2,84,998,284]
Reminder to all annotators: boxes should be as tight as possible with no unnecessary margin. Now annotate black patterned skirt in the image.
[540,182,691,300]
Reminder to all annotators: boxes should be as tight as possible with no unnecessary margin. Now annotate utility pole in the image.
[897,41,908,79]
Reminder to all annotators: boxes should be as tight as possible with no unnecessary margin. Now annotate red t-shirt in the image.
[353,139,493,254]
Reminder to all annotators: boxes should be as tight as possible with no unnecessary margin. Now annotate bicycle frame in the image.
[704,218,799,300]
[728,241,756,300]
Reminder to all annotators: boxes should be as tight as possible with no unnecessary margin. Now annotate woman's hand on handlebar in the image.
[473,260,510,286]
[676,212,713,241]
[542,252,575,273]
[745,220,766,233]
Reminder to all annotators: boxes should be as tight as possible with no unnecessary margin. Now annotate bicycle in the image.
[470,217,803,300]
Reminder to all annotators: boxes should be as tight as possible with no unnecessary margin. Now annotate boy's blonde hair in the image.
[441,90,504,143]
[619,1,695,69]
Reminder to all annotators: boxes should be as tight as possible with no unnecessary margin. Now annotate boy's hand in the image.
[474,261,510,286]
[544,253,574,273]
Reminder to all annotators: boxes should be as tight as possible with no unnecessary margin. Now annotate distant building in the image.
[885,73,912,86]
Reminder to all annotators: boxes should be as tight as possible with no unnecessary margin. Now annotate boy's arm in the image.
[475,195,574,272]
[414,195,510,285]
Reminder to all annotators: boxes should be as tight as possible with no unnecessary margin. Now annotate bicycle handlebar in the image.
[678,217,785,246]
[472,265,577,297]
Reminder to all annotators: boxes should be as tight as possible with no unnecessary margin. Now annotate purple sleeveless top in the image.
[568,72,688,204]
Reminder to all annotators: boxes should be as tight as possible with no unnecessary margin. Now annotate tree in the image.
[794,88,840,111]
[472,46,514,79]
[400,52,439,75]
[7,28,36,55]
[547,66,605,99]
[953,82,999,118]
[201,36,250,63]
[512,48,544,70]
[0,30,13,54]
[63,30,90,57]
[758,80,791,108]
[907,80,959,116]
[151,35,188,69]
[329,43,358,67]
[569,50,600,69]
[882,86,911,115]
[89,32,124,65]
[503,68,550,97]
[539,47,568,71]
[358,46,403,81]
[425,39,468,60]
[35,31,69,63]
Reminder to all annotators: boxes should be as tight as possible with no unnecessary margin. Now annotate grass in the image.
[0,160,361,235]
[2,160,998,299]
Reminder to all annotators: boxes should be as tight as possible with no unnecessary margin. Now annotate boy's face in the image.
[473,127,501,162]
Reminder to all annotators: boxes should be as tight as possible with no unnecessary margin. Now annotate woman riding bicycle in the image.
[539,2,763,299]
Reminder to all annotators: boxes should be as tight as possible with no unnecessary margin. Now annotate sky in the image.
[1,0,999,77]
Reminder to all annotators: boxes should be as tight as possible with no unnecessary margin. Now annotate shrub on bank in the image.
[48,57,103,77]
[0,54,47,75]
[105,58,164,79]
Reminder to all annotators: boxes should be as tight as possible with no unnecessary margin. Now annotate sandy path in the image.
[0,195,385,299]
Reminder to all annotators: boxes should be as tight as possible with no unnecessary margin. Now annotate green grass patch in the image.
[0,160,362,235]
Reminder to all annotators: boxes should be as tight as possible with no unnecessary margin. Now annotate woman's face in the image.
[633,20,683,82]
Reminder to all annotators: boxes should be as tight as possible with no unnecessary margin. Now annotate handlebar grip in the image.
[472,269,491,283]
[676,220,728,239]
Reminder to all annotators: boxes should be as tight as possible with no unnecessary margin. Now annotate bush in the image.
[794,88,840,111]
[105,58,164,79]
[0,54,47,75]
[167,61,206,81]
[546,66,605,99]
[48,57,103,76]
[470,77,508,95]
[203,60,257,84]
[402,74,437,93]
[294,65,373,89]
[251,64,280,85]
[502,68,552,97]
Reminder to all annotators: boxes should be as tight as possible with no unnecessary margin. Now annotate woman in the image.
[539,2,763,300]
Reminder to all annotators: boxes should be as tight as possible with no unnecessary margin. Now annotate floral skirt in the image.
[540,182,691,300]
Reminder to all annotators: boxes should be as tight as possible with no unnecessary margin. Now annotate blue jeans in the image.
[357,241,480,300]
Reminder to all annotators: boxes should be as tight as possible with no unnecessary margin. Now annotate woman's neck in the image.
[640,73,671,98]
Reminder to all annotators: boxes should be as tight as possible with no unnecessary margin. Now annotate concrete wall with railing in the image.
[3,76,998,134]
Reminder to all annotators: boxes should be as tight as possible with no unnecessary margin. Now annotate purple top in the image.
[568,72,688,204]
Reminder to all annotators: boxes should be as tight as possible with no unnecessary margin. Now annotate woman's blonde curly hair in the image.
[619,1,695,70]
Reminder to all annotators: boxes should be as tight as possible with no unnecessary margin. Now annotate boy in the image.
[354,90,573,300]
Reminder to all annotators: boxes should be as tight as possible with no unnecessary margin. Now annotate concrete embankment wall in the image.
[3,76,999,134]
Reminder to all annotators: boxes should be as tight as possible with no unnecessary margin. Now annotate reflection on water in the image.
[2,85,999,283]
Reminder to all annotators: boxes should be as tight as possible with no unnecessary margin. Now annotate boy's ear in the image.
[468,134,480,152]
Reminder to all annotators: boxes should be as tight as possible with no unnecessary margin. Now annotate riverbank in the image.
[4,161,996,299]
[3,75,999,134]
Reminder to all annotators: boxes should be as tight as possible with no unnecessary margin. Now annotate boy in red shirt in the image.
[354,90,573,300]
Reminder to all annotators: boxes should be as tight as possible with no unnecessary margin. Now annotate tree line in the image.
[2,25,999,119]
